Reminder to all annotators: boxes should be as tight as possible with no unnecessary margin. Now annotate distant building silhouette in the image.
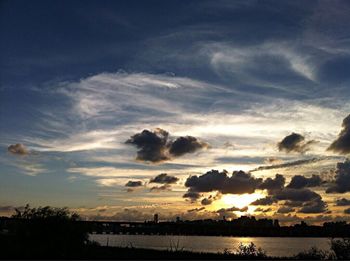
[154,214,158,224]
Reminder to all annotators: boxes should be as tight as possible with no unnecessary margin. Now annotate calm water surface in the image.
[90,234,331,257]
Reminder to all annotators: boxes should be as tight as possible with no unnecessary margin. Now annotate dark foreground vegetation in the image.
[1,205,350,260]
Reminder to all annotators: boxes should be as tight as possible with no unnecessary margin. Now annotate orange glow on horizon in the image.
[219,191,266,210]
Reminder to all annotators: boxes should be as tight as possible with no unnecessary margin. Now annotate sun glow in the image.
[221,191,266,209]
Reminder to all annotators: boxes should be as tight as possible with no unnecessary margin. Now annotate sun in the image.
[221,191,265,209]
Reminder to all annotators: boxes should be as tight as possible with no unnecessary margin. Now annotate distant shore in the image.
[2,206,349,259]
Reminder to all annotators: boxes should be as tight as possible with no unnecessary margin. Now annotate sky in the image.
[1,0,350,225]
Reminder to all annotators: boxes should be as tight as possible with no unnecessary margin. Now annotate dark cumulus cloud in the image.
[125,180,143,187]
[335,198,350,206]
[216,206,248,214]
[201,193,221,206]
[272,187,328,214]
[169,136,208,156]
[150,173,179,184]
[183,169,331,215]
[126,128,208,163]
[277,206,295,214]
[7,143,28,155]
[259,174,285,195]
[125,180,143,192]
[183,191,201,201]
[277,133,315,153]
[328,114,350,154]
[251,196,277,206]
[326,159,350,193]
[184,170,263,198]
[126,128,169,163]
[287,174,323,189]
[253,185,328,213]
[298,198,328,214]
[274,188,321,202]
[215,207,248,219]
[344,208,350,214]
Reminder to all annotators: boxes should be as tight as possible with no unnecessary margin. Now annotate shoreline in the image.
[90,233,338,238]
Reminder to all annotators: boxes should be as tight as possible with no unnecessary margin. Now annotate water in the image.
[90,234,332,257]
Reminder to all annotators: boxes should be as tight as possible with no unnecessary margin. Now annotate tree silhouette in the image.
[5,204,88,258]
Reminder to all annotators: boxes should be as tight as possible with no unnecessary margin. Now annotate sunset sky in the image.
[1,0,350,225]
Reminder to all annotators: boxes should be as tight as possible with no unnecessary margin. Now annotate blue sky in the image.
[1,0,350,224]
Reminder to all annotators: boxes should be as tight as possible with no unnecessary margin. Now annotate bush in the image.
[234,242,267,259]
[294,246,330,260]
[330,238,350,260]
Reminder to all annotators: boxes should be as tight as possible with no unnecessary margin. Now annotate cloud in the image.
[287,174,323,189]
[150,184,171,192]
[183,191,201,201]
[0,205,25,215]
[150,173,179,184]
[298,198,328,214]
[250,157,327,172]
[335,198,350,206]
[125,181,143,192]
[7,143,28,155]
[328,114,350,154]
[125,180,143,187]
[184,169,262,198]
[274,188,321,202]
[0,205,14,212]
[326,159,350,193]
[187,207,205,213]
[259,174,285,195]
[200,193,221,205]
[216,206,248,214]
[169,136,208,156]
[207,41,317,90]
[256,185,328,214]
[277,133,316,153]
[148,173,179,192]
[255,207,272,213]
[345,208,350,214]
[283,200,304,207]
[277,206,295,214]
[126,128,208,163]
[201,197,213,205]
[251,196,277,206]
[126,128,170,163]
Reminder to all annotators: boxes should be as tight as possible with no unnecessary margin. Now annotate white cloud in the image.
[15,72,348,182]
[208,41,317,83]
